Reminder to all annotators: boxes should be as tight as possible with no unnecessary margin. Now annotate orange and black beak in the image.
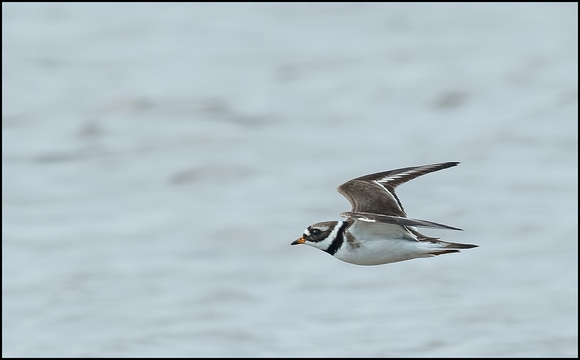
[291,237,305,245]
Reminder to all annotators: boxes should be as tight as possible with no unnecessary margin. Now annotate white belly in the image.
[334,220,432,265]
[334,238,432,265]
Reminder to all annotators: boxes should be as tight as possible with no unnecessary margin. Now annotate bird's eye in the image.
[310,229,321,236]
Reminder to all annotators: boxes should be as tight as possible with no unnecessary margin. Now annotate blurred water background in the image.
[2,3,578,357]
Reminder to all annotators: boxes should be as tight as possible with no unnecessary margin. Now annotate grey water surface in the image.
[2,3,577,357]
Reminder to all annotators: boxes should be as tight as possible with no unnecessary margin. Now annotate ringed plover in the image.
[291,162,477,265]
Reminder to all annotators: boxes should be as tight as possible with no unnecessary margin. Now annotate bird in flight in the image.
[292,162,477,265]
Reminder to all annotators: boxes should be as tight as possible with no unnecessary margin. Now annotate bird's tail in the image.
[420,238,478,256]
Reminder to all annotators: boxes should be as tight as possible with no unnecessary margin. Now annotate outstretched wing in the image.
[337,162,459,216]
[340,211,462,230]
